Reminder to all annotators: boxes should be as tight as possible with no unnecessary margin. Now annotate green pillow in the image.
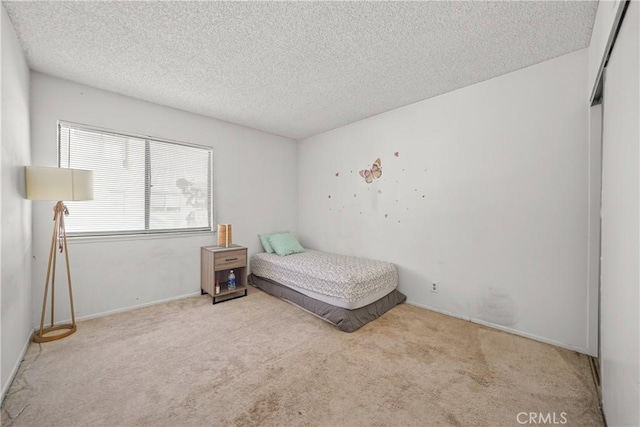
[258,231,285,253]
[267,233,305,256]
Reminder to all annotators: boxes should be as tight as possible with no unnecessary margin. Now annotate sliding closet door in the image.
[600,2,639,426]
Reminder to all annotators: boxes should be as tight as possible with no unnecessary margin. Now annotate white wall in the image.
[30,72,297,323]
[298,49,591,352]
[600,2,640,425]
[1,6,33,398]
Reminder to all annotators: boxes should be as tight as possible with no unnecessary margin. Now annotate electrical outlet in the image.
[431,282,439,293]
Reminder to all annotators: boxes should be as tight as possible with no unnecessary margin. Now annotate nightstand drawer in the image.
[214,249,247,270]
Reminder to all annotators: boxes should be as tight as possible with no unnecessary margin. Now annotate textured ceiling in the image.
[3,1,597,140]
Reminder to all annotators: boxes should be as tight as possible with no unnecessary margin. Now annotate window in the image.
[59,121,213,236]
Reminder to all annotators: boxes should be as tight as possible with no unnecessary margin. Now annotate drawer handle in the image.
[225,257,238,261]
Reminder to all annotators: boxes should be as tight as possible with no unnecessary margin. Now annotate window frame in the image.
[58,120,214,238]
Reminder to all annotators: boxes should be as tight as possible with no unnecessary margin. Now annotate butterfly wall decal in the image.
[359,158,382,184]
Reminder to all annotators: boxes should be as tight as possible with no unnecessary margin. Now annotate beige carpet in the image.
[2,287,603,427]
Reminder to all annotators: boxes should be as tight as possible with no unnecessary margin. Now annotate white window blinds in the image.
[59,121,212,236]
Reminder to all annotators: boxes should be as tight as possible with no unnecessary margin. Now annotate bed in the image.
[248,249,406,332]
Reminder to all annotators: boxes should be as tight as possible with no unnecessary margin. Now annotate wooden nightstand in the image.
[201,244,248,304]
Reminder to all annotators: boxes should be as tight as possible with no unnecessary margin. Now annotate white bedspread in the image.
[250,249,398,309]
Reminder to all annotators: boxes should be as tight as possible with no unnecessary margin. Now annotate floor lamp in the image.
[26,166,93,343]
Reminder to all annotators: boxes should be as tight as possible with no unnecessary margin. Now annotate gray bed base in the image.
[248,273,407,332]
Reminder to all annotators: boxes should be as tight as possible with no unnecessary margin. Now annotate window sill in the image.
[67,230,215,244]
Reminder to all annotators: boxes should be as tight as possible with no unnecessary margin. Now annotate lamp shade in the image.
[25,166,94,201]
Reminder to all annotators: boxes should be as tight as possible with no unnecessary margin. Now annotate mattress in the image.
[250,249,398,309]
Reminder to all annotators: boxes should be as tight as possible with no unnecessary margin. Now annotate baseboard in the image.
[1,329,33,403]
[33,291,202,327]
[405,299,590,355]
